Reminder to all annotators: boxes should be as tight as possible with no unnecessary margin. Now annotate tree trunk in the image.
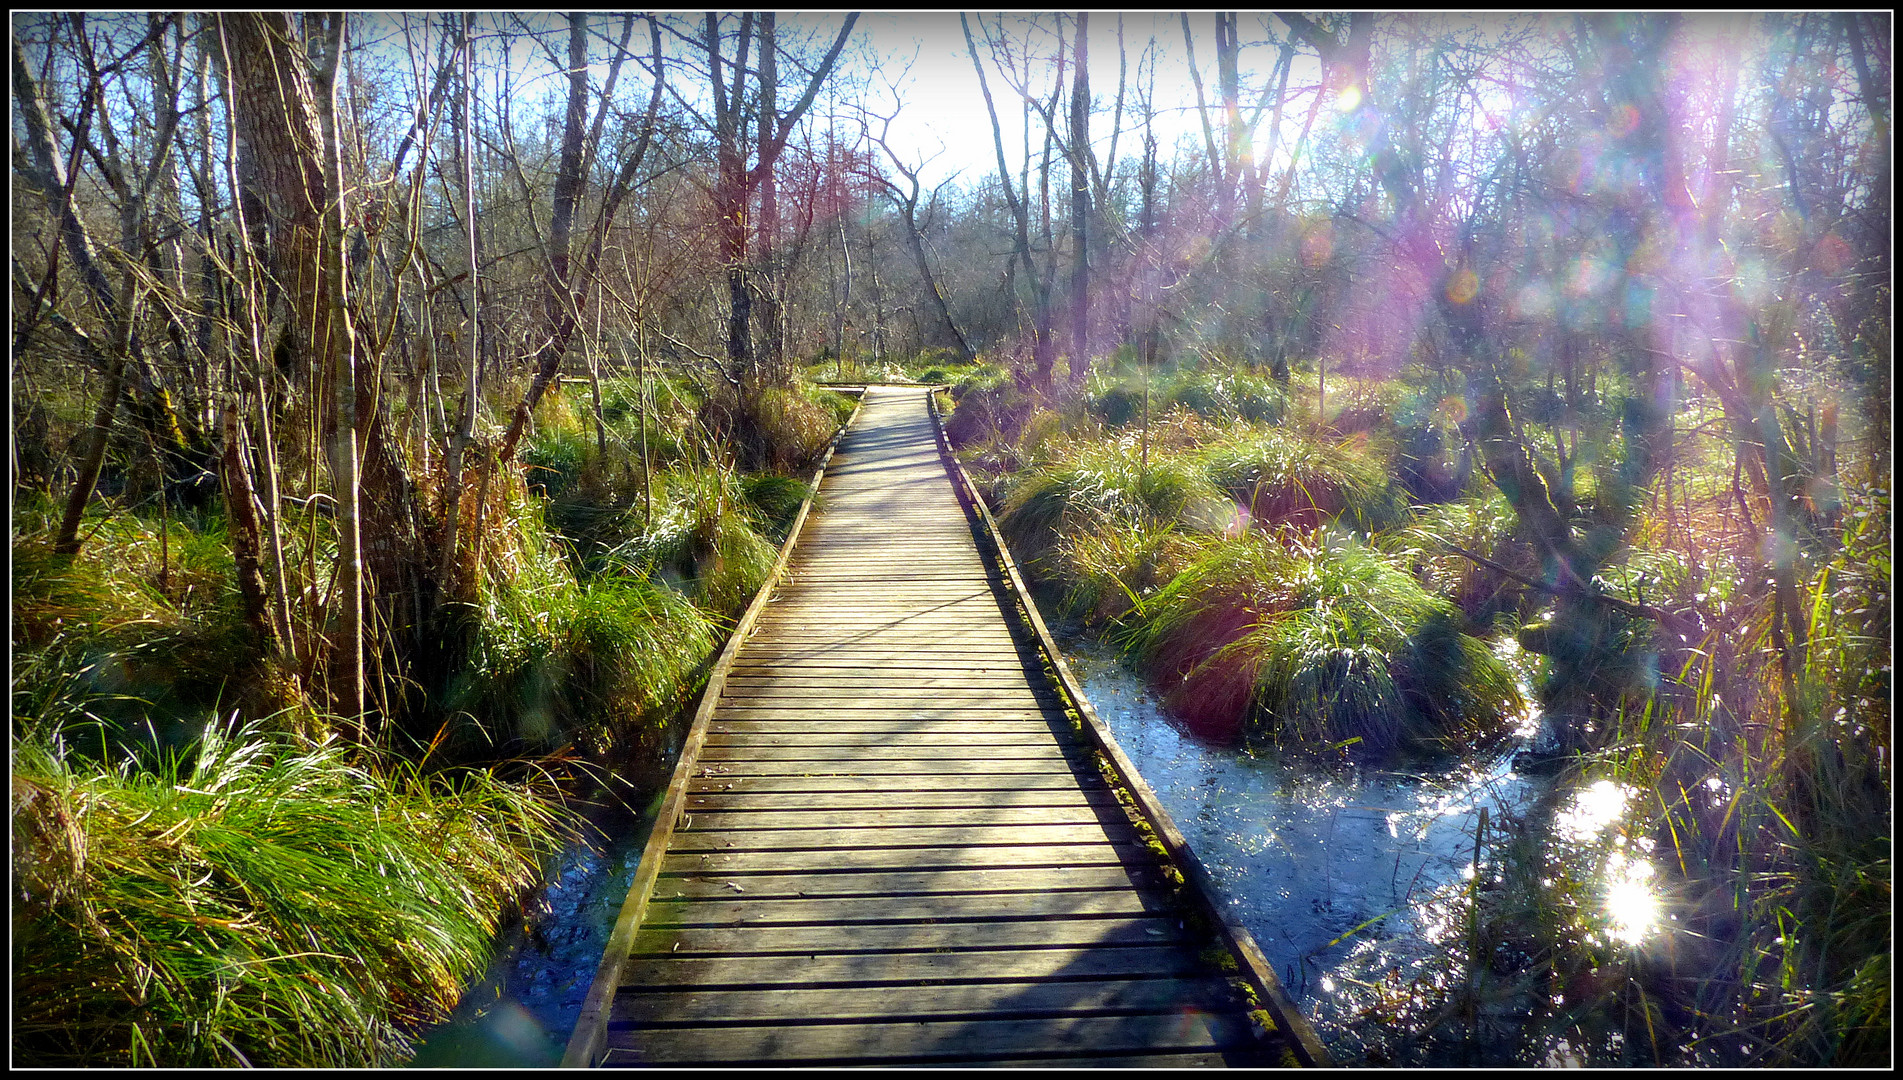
[219,403,280,657]
[312,14,364,729]
[756,13,787,384]
[896,199,974,363]
[54,276,138,556]
[1068,12,1092,386]
[438,13,480,593]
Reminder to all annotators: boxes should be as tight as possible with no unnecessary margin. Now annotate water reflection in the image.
[408,806,657,1067]
[1061,641,1541,1061]
[1603,852,1660,946]
[1555,778,1631,840]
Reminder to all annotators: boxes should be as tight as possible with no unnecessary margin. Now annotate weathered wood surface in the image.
[568,387,1310,1068]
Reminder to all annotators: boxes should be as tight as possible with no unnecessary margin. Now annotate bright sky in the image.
[357,12,1330,192]
[846,12,1325,190]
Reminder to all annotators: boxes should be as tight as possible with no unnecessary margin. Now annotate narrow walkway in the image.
[580,387,1282,1067]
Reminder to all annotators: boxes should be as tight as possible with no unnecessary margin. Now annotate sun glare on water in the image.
[1602,851,1661,945]
[1556,779,1631,840]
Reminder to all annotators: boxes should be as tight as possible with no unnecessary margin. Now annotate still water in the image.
[1059,638,1546,1065]
[407,798,660,1068]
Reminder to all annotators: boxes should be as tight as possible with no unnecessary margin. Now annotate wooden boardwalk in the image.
[565,386,1325,1068]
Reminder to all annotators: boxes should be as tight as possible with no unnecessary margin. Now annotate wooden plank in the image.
[615,944,1203,988]
[686,773,1107,793]
[629,920,1185,960]
[726,658,1040,672]
[682,790,1113,813]
[965,1052,1240,1068]
[719,674,1046,687]
[702,735,1071,750]
[652,864,1156,899]
[667,823,1131,851]
[677,805,1116,830]
[764,594,998,604]
[743,639,1023,648]
[683,786,1113,810]
[711,690,1057,705]
[752,616,1015,626]
[689,759,1086,777]
[602,1011,1252,1065]
[641,888,1160,926]
[707,721,1066,736]
[662,843,1146,874]
[709,708,1057,722]
[733,649,1033,661]
[703,735,1068,750]
[695,744,1077,762]
[614,974,1227,1022]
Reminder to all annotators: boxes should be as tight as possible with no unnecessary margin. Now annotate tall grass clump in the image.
[1122,532,1522,755]
[1202,425,1406,534]
[11,506,285,753]
[1379,493,1539,628]
[741,473,816,541]
[1098,367,1290,425]
[1054,518,1210,626]
[754,385,840,470]
[996,440,1233,576]
[445,507,719,758]
[12,719,568,1067]
[943,380,1036,453]
[598,464,783,616]
[802,383,859,429]
[436,481,725,759]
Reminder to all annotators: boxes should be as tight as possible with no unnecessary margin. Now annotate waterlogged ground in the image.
[407,798,661,1067]
[1058,637,1549,1065]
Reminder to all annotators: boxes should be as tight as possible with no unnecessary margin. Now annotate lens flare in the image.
[1445,268,1480,305]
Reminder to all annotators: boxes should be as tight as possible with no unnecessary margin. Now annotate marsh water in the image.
[414,634,1650,1067]
[407,796,663,1067]
[1059,637,1543,1065]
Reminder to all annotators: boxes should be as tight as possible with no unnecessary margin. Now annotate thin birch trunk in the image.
[314,14,364,728]
[437,14,480,593]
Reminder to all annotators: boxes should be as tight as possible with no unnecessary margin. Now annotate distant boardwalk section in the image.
[564,386,1322,1068]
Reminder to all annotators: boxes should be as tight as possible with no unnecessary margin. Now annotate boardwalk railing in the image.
[927,388,1332,1067]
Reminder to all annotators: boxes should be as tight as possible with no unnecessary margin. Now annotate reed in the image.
[1201,426,1405,534]
[1414,482,1892,1066]
[1120,532,1522,755]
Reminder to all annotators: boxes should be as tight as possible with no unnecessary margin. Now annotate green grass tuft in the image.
[998,441,1233,575]
[1201,426,1405,534]
[11,719,569,1067]
[1122,533,1521,755]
